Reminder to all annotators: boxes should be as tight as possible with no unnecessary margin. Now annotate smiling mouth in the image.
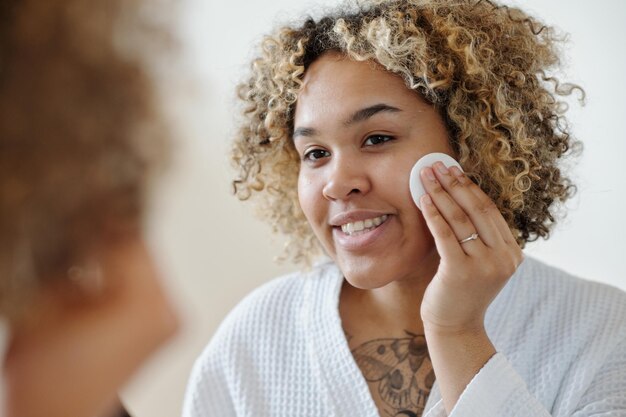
[339,214,389,236]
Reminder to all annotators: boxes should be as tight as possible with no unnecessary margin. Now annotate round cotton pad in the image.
[409,152,463,210]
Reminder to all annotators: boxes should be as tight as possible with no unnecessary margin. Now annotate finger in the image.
[451,167,524,270]
[420,193,467,261]
[451,167,517,246]
[420,166,485,254]
[432,163,503,248]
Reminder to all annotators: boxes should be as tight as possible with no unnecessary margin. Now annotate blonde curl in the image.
[231,0,583,264]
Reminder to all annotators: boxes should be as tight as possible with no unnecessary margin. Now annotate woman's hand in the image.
[419,162,523,335]
[417,161,523,413]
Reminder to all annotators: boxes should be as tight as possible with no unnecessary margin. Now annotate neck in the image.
[340,251,439,338]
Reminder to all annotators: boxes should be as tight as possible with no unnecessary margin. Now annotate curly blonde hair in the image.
[232,0,582,264]
[0,0,171,318]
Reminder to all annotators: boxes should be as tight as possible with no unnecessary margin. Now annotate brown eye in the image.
[364,135,394,146]
[303,149,330,161]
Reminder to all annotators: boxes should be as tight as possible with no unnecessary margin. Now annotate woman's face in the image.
[293,52,455,289]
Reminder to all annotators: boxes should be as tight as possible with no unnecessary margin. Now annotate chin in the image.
[336,257,400,290]
[344,273,395,290]
[334,246,439,290]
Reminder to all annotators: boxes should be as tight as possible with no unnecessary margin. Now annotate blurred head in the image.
[0,0,170,319]
[232,0,581,276]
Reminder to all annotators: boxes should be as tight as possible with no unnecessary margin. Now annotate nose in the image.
[322,154,371,201]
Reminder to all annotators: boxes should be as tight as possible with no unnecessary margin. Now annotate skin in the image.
[4,233,179,417]
[294,52,523,414]
[346,330,435,417]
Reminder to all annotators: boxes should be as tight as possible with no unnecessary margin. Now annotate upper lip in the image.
[329,210,390,227]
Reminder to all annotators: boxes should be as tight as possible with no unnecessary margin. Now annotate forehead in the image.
[294,52,422,127]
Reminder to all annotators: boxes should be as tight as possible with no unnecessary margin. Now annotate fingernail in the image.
[450,166,466,182]
[435,162,449,175]
[423,167,436,182]
[421,194,433,206]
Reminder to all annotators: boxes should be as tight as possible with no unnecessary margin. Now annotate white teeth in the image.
[340,215,388,236]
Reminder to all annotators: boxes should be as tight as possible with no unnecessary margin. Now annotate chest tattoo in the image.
[349,331,435,417]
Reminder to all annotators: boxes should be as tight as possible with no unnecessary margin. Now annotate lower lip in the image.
[333,216,393,251]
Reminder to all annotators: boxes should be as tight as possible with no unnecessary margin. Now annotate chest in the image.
[349,333,435,417]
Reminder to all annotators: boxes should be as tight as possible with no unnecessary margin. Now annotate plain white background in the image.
[122,1,626,416]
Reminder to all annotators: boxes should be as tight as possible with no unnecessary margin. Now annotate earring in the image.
[68,261,104,296]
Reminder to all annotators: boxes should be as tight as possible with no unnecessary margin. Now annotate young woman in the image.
[183,1,626,416]
[0,0,178,416]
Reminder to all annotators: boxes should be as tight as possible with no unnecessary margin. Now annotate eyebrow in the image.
[344,103,402,126]
[292,103,402,140]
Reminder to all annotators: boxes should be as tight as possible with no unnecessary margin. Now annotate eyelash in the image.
[301,134,395,162]
[303,149,330,162]
[363,134,395,146]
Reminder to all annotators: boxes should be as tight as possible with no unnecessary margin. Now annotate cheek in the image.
[375,157,413,209]
[374,158,431,239]
[297,172,322,223]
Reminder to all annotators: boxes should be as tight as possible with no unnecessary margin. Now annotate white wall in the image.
[122,1,626,416]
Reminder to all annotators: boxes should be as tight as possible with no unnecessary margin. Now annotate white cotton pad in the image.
[409,152,463,210]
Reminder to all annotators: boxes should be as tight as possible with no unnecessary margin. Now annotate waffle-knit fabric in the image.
[182,256,626,417]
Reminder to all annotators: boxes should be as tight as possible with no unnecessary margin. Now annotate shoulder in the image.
[192,261,339,367]
[184,262,341,414]
[495,256,626,351]
[220,260,338,333]
[515,256,626,316]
